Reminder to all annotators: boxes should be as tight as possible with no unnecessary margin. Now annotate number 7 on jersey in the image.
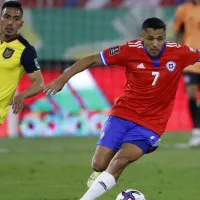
[152,72,160,86]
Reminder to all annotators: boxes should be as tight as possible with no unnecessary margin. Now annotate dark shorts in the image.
[183,72,200,85]
[97,116,161,154]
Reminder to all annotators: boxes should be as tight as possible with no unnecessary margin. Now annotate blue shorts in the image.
[97,116,161,154]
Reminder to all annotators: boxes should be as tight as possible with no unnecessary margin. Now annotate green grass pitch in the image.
[0,133,200,200]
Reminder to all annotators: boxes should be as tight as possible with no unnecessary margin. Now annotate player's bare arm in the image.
[44,54,101,95]
[12,70,44,114]
[173,4,185,44]
[20,70,44,98]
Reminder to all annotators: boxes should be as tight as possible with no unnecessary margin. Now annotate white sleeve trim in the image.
[99,51,108,66]
[198,50,200,62]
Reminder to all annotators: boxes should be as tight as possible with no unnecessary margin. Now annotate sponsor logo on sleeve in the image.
[109,46,120,56]
[34,58,40,69]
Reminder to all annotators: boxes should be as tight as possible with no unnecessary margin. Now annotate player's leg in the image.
[106,143,143,180]
[80,143,144,200]
[80,121,160,200]
[87,145,115,187]
[106,123,160,181]
[92,146,115,172]
[87,116,128,188]
[184,72,200,147]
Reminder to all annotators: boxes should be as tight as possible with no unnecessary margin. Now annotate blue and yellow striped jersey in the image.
[0,35,40,124]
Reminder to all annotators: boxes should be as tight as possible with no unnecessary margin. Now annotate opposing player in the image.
[173,0,200,147]
[44,18,200,200]
[0,1,44,124]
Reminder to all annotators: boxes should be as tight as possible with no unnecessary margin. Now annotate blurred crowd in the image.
[0,0,190,8]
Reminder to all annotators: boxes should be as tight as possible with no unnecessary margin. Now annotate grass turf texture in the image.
[0,132,200,200]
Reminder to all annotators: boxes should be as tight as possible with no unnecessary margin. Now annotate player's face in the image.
[1,7,23,37]
[140,28,166,57]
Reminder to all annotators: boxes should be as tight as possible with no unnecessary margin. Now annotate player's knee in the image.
[92,157,107,172]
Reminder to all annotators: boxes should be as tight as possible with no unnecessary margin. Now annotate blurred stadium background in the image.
[0,0,195,137]
[1,1,200,200]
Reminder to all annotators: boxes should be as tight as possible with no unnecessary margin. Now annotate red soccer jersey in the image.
[99,40,200,136]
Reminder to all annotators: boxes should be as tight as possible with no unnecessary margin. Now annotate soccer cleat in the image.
[87,171,101,188]
[188,129,200,147]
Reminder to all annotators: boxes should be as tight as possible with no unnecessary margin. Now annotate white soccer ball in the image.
[116,189,146,200]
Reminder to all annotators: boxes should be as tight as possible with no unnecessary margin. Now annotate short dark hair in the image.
[142,17,166,31]
[1,1,23,15]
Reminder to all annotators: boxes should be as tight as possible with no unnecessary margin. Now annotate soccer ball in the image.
[116,189,146,200]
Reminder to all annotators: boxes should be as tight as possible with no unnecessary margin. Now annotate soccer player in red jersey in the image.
[44,18,200,200]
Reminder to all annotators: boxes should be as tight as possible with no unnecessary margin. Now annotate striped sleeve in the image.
[99,43,128,66]
[99,51,108,66]
[198,51,200,62]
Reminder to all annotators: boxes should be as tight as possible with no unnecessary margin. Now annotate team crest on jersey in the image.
[3,48,14,59]
[109,46,120,56]
[166,61,176,72]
